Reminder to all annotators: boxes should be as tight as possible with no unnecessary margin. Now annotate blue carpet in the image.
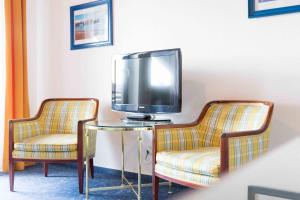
[0,164,189,200]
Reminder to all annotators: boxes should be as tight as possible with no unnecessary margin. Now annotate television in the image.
[112,48,182,121]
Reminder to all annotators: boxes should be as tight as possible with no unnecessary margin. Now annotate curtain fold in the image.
[2,0,29,172]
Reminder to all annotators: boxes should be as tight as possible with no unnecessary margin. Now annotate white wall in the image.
[26,0,37,115]
[27,0,300,175]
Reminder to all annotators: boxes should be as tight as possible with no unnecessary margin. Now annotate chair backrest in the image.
[38,99,98,134]
[198,101,272,147]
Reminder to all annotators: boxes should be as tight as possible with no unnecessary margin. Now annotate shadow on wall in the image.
[100,104,125,121]
[169,68,206,123]
[269,103,300,149]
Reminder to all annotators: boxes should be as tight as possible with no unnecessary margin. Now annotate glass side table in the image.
[84,120,170,200]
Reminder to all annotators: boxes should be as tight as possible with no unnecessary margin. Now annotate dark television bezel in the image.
[112,48,182,114]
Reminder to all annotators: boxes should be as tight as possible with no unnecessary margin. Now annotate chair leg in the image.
[77,160,84,194]
[9,160,14,192]
[89,159,94,179]
[44,163,48,177]
[152,175,159,200]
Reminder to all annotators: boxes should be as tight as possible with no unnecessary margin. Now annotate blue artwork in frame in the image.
[248,186,300,200]
[249,0,300,18]
[70,0,113,50]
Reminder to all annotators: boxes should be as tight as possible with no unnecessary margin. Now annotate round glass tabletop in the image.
[85,120,155,131]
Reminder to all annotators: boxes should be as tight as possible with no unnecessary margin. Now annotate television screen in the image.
[112,48,182,114]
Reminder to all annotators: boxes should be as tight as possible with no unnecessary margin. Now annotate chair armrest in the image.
[9,117,41,143]
[9,117,42,161]
[77,118,97,160]
[220,104,273,174]
[154,121,199,130]
[10,117,39,123]
[220,128,271,174]
[77,118,97,131]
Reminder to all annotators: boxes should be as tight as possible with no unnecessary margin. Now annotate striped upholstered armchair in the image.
[9,98,99,193]
[152,100,274,199]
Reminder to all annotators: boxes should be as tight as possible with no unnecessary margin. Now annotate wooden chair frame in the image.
[9,98,99,194]
[152,100,274,200]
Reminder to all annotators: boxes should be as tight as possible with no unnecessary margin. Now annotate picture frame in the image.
[248,186,300,200]
[70,0,113,50]
[248,0,300,18]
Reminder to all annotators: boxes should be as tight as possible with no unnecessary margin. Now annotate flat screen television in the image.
[112,48,182,121]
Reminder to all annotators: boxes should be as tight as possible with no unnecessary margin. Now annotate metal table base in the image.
[85,124,168,200]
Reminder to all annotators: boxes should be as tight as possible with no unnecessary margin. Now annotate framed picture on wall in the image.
[249,0,300,18]
[70,0,113,50]
[248,186,300,200]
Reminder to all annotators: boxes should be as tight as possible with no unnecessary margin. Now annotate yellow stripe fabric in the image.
[38,101,96,135]
[156,103,269,152]
[228,128,270,171]
[13,120,41,143]
[14,134,77,152]
[155,102,271,186]
[12,150,78,160]
[155,164,219,186]
[156,147,220,177]
[12,100,97,160]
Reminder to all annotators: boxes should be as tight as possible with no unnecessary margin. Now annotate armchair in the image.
[9,98,99,193]
[152,100,274,199]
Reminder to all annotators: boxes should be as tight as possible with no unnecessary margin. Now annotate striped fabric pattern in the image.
[155,164,219,186]
[156,147,220,177]
[38,101,96,135]
[155,102,271,186]
[12,150,78,160]
[12,100,97,160]
[156,103,269,152]
[13,120,41,143]
[14,134,77,152]
[228,128,270,171]
[157,125,201,152]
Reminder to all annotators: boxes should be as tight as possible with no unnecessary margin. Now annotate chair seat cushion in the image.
[14,134,77,152]
[156,147,220,177]
[155,163,219,186]
[12,150,78,160]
